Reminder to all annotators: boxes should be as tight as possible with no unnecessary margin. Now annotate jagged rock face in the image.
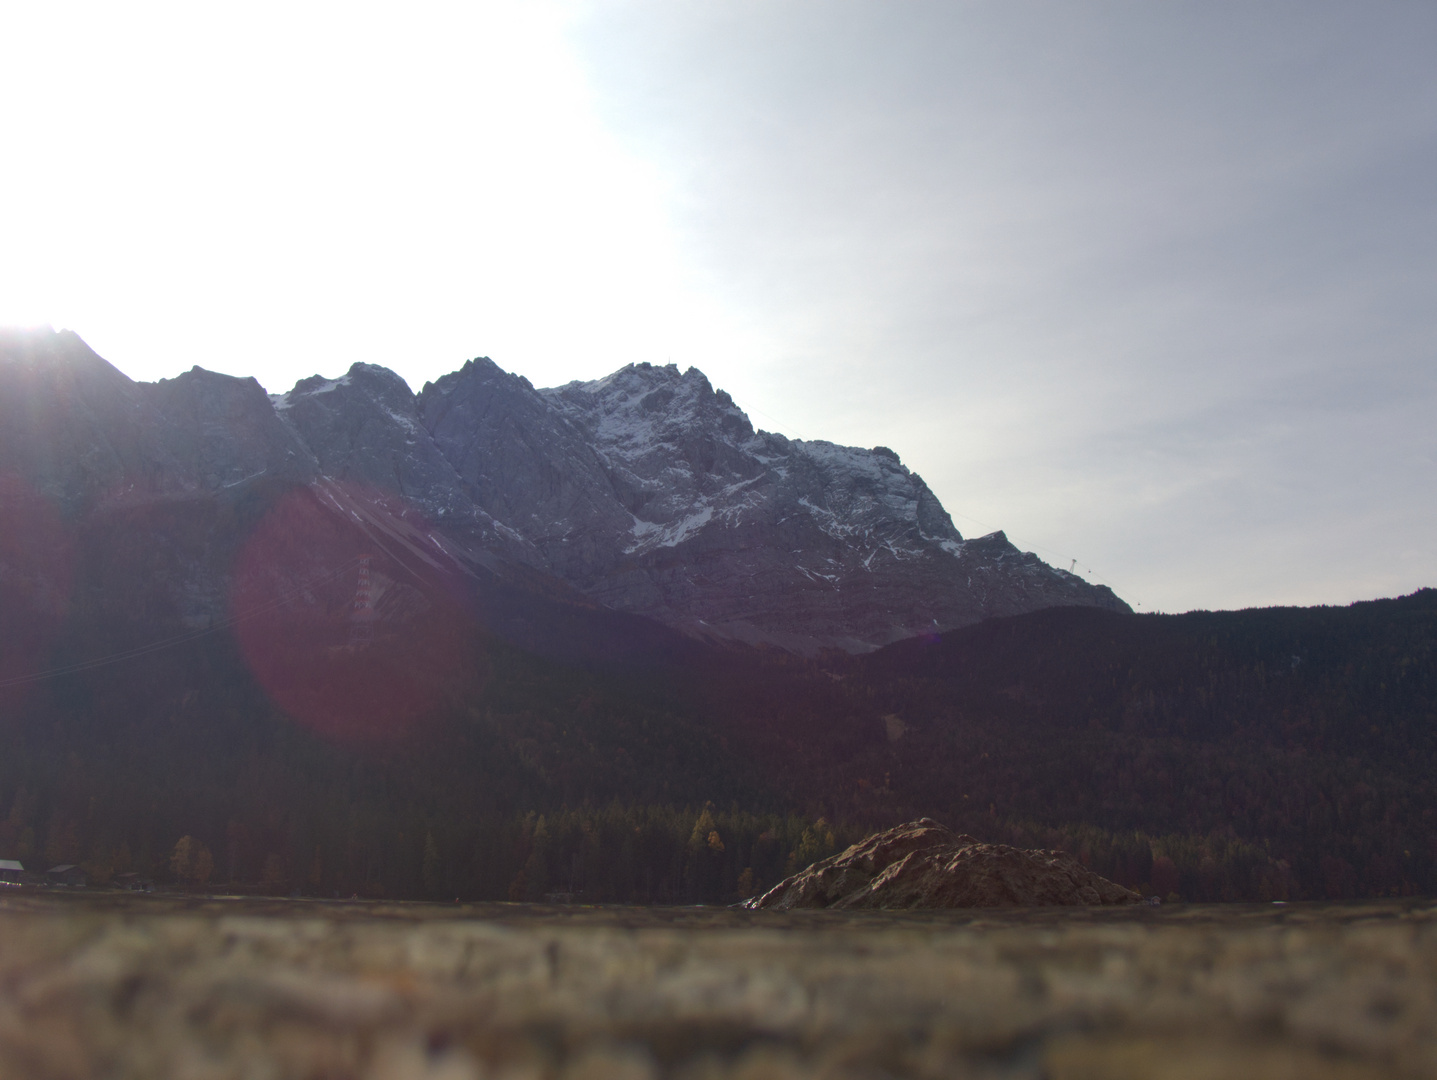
[745,819,1141,909]
[271,364,541,569]
[0,330,149,513]
[141,367,317,494]
[417,358,632,580]
[0,330,316,512]
[1,329,1125,654]
[421,359,1127,652]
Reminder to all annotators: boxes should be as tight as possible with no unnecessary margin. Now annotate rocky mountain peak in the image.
[549,361,756,456]
[1,330,1127,654]
[414,354,1125,651]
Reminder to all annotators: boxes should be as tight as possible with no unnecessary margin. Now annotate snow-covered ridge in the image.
[538,361,961,566]
[290,353,1128,650]
[1,329,1125,655]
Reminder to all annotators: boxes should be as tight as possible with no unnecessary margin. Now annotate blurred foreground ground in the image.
[1,892,1434,1079]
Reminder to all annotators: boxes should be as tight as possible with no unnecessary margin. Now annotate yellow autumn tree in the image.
[688,806,719,853]
[791,818,837,871]
[170,835,214,886]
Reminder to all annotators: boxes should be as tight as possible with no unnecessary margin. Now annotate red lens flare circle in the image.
[0,474,74,714]
[230,485,473,744]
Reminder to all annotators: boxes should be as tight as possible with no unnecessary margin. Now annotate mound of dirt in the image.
[745,818,1141,909]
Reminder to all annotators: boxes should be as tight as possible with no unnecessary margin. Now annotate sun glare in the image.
[0,1,735,395]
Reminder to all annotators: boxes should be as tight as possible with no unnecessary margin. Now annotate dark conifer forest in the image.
[2,562,1435,904]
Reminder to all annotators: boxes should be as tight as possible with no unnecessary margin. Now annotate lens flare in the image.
[230,484,474,744]
[0,473,74,713]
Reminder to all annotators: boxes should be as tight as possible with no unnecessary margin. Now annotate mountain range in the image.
[0,327,1122,657]
[1,327,1435,904]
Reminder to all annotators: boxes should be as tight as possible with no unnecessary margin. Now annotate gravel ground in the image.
[1,892,1434,1079]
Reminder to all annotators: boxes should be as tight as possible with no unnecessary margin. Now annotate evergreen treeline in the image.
[701,589,1437,901]
[0,624,786,900]
[2,570,1436,903]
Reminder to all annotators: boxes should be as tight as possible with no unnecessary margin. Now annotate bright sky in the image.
[2,1,1434,614]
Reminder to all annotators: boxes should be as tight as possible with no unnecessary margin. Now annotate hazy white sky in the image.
[2,1,1434,614]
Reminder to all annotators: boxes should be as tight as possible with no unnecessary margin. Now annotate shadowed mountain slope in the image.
[2,328,1122,654]
[417,356,1126,651]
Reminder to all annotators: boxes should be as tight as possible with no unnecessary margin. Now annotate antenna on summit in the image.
[1069,559,1077,573]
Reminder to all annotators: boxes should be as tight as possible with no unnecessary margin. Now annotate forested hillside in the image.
[709,590,1437,901]
[1,581,1435,903]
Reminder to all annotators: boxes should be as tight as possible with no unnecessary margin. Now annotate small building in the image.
[114,872,154,892]
[46,864,87,887]
[0,860,23,884]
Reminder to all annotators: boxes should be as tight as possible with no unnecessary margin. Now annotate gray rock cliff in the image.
[1,329,1126,653]
[419,358,1128,652]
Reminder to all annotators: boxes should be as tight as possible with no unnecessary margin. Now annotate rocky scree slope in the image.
[1,329,1123,653]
